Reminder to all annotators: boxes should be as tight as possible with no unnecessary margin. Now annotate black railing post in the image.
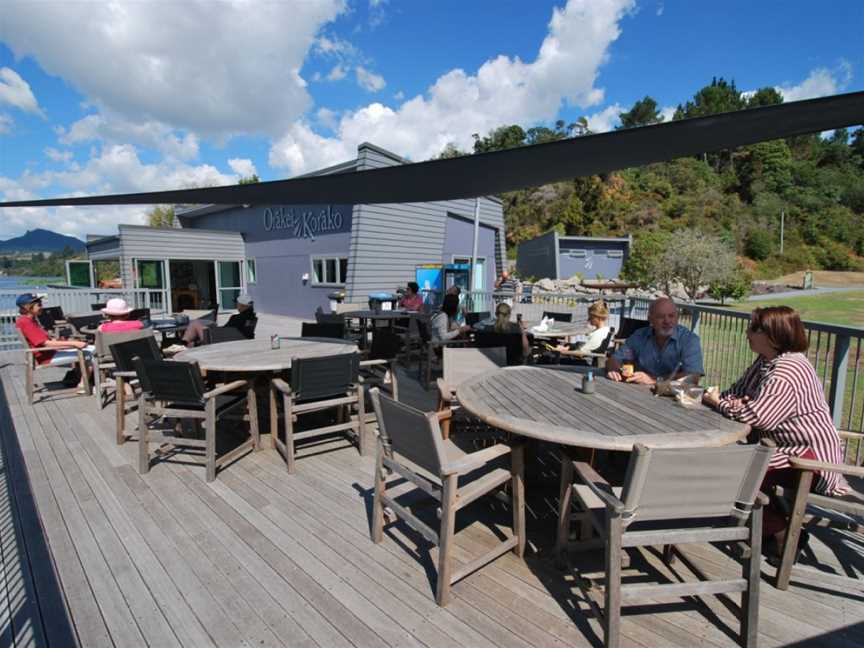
[828,334,851,428]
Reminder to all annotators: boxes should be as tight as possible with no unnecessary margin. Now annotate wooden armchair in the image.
[270,353,366,472]
[109,335,163,444]
[134,358,258,482]
[202,325,246,345]
[17,329,90,404]
[93,328,155,409]
[773,429,864,591]
[359,329,402,406]
[436,346,506,439]
[67,313,103,340]
[368,388,525,606]
[559,443,773,648]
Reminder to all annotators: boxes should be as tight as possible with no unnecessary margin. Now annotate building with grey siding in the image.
[516,232,631,281]
[83,142,506,317]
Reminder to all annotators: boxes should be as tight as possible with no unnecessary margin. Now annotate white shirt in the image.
[582,325,611,353]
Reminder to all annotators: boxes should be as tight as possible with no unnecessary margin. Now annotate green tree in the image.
[238,174,260,184]
[435,143,468,159]
[708,265,752,304]
[472,125,526,153]
[746,87,783,108]
[147,205,176,228]
[651,229,738,300]
[617,96,663,129]
[674,77,745,120]
[744,228,774,260]
[620,229,672,286]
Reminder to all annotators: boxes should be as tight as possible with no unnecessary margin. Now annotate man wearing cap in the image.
[182,293,256,346]
[15,293,93,390]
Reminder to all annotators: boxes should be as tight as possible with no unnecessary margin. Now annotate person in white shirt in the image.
[430,294,471,342]
[552,300,612,360]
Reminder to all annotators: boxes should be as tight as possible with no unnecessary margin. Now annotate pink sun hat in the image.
[102,298,133,317]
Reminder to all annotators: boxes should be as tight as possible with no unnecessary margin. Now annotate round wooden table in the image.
[175,337,357,372]
[457,365,748,451]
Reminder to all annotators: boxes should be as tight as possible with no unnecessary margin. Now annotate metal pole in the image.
[470,197,480,291]
[780,208,785,255]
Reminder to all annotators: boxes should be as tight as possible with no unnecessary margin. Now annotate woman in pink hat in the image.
[98,299,144,333]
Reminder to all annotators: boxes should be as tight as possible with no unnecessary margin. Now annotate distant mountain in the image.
[0,228,85,253]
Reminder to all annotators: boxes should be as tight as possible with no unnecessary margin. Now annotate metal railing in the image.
[1,288,170,351]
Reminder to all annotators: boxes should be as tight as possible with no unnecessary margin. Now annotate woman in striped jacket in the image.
[703,306,847,562]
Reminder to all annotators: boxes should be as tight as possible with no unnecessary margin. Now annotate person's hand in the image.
[72,339,86,349]
[607,370,623,382]
[702,390,721,408]
[724,396,750,409]
[459,324,472,334]
[625,371,656,385]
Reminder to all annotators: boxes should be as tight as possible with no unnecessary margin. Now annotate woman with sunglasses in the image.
[703,306,847,563]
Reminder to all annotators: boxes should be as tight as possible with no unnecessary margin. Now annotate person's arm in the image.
[43,338,86,350]
[678,331,704,381]
[717,376,797,430]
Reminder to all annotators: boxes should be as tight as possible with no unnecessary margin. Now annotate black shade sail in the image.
[1,91,862,209]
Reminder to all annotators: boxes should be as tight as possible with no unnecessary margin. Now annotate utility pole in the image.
[780,208,785,255]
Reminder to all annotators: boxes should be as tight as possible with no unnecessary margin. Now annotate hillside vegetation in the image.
[439,79,864,280]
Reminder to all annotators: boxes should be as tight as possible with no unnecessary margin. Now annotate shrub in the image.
[744,228,774,261]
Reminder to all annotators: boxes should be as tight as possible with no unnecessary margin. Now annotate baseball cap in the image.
[236,293,253,306]
[16,293,46,307]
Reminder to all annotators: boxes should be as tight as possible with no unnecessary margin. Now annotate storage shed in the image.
[516,232,631,281]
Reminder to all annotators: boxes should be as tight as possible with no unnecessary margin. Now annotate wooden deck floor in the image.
[1,358,863,647]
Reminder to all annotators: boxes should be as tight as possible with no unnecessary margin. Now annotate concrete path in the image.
[746,285,864,301]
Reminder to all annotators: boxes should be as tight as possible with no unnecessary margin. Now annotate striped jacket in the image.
[718,352,847,495]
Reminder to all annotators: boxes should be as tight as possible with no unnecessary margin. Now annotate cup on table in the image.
[621,363,635,378]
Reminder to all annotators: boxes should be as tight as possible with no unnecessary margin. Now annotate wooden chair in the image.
[474,330,526,366]
[369,388,525,606]
[436,346,506,439]
[301,322,346,339]
[270,353,366,473]
[773,429,864,591]
[109,335,163,444]
[37,306,68,336]
[67,313,104,340]
[93,328,155,409]
[240,315,258,339]
[17,329,90,404]
[134,358,258,482]
[551,327,616,368]
[558,443,773,648]
[359,329,402,405]
[315,306,345,326]
[542,311,572,322]
[128,307,151,322]
[194,308,218,325]
[202,325,246,345]
[91,302,107,312]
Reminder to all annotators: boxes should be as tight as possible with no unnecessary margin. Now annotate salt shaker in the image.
[270,334,280,350]
[582,371,596,394]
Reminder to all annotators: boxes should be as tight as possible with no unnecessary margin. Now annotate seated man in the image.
[606,297,703,385]
[15,293,93,390]
[182,293,256,346]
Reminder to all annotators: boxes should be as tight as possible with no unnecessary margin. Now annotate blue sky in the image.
[0,0,861,239]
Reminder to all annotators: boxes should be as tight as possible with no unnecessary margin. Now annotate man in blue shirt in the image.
[607,297,704,385]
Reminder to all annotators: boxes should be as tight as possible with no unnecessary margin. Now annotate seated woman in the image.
[398,282,424,312]
[98,298,144,332]
[703,306,847,563]
[430,294,471,342]
[183,294,255,346]
[493,303,530,358]
[553,300,611,359]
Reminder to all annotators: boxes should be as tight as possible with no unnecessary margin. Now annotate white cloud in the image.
[227,158,257,178]
[0,1,346,138]
[326,65,348,82]
[776,62,852,102]
[270,0,635,173]
[44,147,73,164]
[659,105,676,122]
[585,103,623,133]
[0,67,44,116]
[355,66,386,92]
[0,113,12,134]
[316,107,340,130]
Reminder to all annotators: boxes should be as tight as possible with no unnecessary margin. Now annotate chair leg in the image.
[137,396,150,474]
[742,503,762,647]
[511,444,526,558]
[116,375,126,445]
[555,457,575,568]
[269,385,278,450]
[284,394,295,473]
[93,358,102,408]
[356,384,369,456]
[205,399,217,482]
[247,385,259,450]
[604,511,623,648]
[776,470,814,590]
[78,351,90,395]
[371,445,386,543]
[389,360,399,401]
[435,474,458,607]
[26,360,34,404]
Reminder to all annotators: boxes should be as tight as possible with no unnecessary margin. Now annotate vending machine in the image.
[442,263,470,293]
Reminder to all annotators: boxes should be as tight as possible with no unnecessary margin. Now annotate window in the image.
[246,258,257,284]
[217,261,242,309]
[567,249,587,258]
[311,256,348,285]
[607,249,624,258]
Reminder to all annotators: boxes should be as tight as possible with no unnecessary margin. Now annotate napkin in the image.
[532,316,552,333]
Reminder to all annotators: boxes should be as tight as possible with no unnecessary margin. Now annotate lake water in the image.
[0,276,63,292]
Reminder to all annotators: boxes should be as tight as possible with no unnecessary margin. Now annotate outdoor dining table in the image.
[340,309,424,348]
[457,365,748,451]
[473,319,589,341]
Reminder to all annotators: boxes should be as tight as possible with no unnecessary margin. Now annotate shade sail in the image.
[1,91,862,209]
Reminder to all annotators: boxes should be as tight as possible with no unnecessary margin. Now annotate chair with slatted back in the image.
[369,388,525,606]
[16,328,90,404]
[134,358,258,482]
[558,443,773,648]
[301,321,345,339]
[270,353,365,472]
[109,335,163,444]
[475,330,526,366]
[202,325,246,345]
[128,307,150,322]
[436,346,506,439]
[542,311,572,322]
[93,327,155,410]
[773,430,864,591]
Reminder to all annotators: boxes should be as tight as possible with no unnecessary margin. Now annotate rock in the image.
[535,278,556,291]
